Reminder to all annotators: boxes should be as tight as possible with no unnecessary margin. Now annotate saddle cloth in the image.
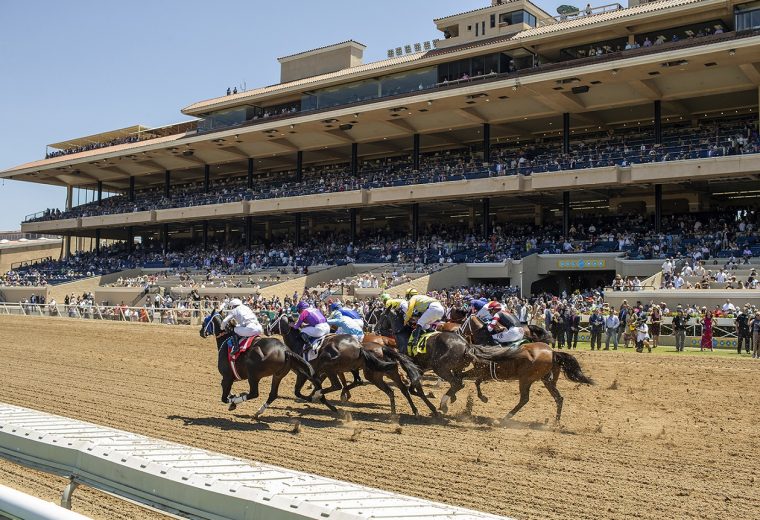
[410,331,438,357]
[227,336,259,381]
[304,334,333,361]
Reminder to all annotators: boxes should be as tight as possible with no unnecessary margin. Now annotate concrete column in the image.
[296,151,303,183]
[245,217,253,248]
[164,170,171,199]
[410,203,420,242]
[203,165,210,193]
[654,184,662,233]
[64,185,73,259]
[162,223,169,251]
[482,197,491,237]
[482,123,491,163]
[562,191,570,237]
[654,100,662,145]
[224,222,231,245]
[264,221,272,241]
[97,181,103,206]
[350,208,357,242]
[562,113,570,155]
[412,133,420,170]
[95,229,101,253]
[128,176,135,202]
[468,207,476,231]
[294,214,302,247]
[202,220,209,251]
[247,158,254,190]
[351,143,358,176]
[534,205,543,226]
[127,227,134,253]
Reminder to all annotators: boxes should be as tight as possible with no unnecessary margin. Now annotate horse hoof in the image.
[479,395,489,403]
[450,395,457,404]
[340,393,351,403]
[228,403,237,411]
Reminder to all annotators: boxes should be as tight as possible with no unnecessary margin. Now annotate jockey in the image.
[294,301,330,349]
[405,293,445,347]
[477,299,499,323]
[382,292,408,315]
[487,304,525,346]
[221,298,263,356]
[326,301,365,342]
[405,288,418,300]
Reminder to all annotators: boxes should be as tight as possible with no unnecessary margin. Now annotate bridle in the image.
[202,312,221,337]
[266,313,288,336]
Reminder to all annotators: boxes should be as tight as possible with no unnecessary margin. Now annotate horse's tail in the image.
[359,348,397,372]
[381,346,421,386]
[285,350,316,381]
[466,344,523,363]
[553,351,594,385]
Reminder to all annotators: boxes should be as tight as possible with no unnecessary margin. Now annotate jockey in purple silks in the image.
[294,301,330,350]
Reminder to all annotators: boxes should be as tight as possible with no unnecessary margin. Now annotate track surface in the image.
[0,316,758,520]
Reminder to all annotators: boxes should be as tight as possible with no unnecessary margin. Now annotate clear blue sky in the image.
[0,0,569,230]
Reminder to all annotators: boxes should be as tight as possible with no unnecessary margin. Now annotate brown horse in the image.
[459,314,553,345]
[199,311,337,417]
[268,314,420,416]
[464,343,594,423]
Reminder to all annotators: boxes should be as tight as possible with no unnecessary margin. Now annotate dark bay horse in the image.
[267,314,416,415]
[457,315,593,423]
[382,309,493,414]
[199,312,337,417]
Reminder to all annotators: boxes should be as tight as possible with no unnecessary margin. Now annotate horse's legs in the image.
[313,374,344,398]
[542,371,564,422]
[436,369,465,414]
[351,369,363,385]
[386,369,418,416]
[254,374,283,419]
[221,378,233,404]
[338,373,351,402]
[502,379,532,423]
[247,375,260,400]
[365,370,397,415]
[475,377,489,403]
[293,372,310,401]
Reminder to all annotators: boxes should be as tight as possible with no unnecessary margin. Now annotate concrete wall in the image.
[279,42,365,83]
[605,289,760,310]
[0,241,62,272]
[0,286,49,302]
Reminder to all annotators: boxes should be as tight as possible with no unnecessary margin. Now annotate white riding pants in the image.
[417,302,445,330]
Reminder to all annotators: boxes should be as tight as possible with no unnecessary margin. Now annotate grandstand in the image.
[2,0,760,306]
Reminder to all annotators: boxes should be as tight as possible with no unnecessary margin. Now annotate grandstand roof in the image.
[48,125,148,151]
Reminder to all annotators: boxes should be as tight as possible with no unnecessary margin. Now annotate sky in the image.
[0,0,571,231]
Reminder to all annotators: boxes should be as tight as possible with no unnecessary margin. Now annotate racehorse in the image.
[457,315,592,423]
[199,311,337,417]
[381,309,492,413]
[267,314,416,415]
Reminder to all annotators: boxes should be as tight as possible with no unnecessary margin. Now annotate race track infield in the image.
[0,316,758,520]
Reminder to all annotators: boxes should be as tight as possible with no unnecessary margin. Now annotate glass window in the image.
[381,67,436,97]
[490,14,496,28]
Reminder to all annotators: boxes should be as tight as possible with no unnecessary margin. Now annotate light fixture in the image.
[611,69,618,75]
[289,124,295,129]
[728,49,736,56]
[427,100,433,106]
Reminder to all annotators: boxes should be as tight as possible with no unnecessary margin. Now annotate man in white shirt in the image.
[722,299,736,313]
[662,259,673,277]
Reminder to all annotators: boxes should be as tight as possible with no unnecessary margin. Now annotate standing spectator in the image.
[605,307,620,350]
[635,317,650,353]
[735,304,751,355]
[543,305,555,348]
[552,308,566,349]
[672,308,687,352]
[617,301,630,345]
[700,308,714,352]
[751,311,760,359]
[567,309,580,349]
[589,307,604,350]
[649,303,662,349]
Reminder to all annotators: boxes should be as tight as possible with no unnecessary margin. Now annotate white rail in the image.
[0,483,92,520]
[0,403,510,520]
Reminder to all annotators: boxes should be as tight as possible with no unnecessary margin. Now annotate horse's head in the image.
[200,311,222,339]
[266,312,290,336]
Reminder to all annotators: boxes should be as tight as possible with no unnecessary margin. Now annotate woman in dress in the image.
[700,307,714,352]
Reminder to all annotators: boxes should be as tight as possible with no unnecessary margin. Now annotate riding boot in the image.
[410,327,422,351]
[230,334,240,357]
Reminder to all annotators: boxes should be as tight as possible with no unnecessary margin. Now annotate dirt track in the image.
[0,316,758,520]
